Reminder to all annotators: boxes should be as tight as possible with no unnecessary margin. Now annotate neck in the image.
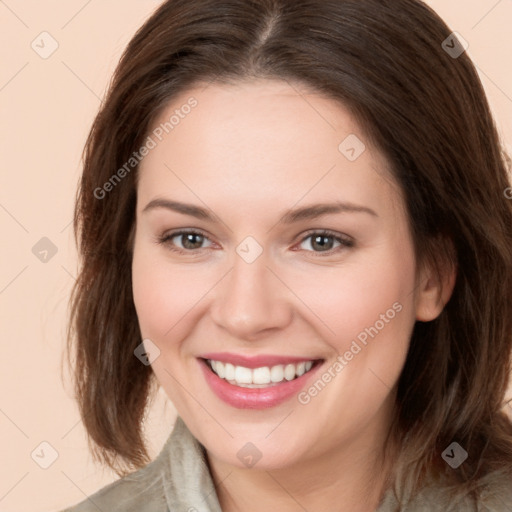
[206,407,398,512]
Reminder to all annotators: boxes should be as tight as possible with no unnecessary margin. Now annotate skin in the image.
[131,78,455,512]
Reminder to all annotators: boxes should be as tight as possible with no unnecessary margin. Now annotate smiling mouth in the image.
[202,358,323,388]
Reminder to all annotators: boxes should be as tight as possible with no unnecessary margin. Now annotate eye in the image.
[157,229,214,253]
[297,230,354,255]
[156,228,354,256]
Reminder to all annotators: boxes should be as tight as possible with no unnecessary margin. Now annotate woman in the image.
[63,0,512,510]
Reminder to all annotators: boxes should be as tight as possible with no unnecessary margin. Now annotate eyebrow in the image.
[142,198,378,223]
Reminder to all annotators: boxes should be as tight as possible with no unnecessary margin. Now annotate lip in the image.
[198,356,324,409]
[199,352,317,369]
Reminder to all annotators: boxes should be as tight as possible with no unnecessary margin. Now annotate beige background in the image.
[0,1,511,510]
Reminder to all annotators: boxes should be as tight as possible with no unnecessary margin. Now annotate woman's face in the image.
[132,79,436,470]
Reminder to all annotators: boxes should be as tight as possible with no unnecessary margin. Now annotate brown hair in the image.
[66,0,512,506]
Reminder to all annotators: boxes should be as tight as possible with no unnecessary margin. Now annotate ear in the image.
[415,246,457,322]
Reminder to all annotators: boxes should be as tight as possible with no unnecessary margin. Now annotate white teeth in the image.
[270,364,284,383]
[225,363,235,381]
[215,361,226,379]
[284,364,296,381]
[253,366,271,384]
[207,359,317,387]
[235,366,252,384]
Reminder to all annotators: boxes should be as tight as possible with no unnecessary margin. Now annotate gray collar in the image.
[158,416,223,512]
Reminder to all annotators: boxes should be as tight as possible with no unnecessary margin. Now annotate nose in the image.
[210,250,293,341]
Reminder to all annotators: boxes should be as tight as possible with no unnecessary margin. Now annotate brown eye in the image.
[298,230,354,254]
[310,234,336,251]
[178,232,206,250]
[158,230,213,253]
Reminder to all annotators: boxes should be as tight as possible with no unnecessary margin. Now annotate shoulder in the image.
[58,456,168,512]
[477,474,512,511]
[59,416,222,512]
[59,419,179,512]
[377,474,512,512]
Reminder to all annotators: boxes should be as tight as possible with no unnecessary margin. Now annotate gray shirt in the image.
[61,416,512,511]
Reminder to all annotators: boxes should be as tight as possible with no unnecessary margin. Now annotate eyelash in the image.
[156,228,354,257]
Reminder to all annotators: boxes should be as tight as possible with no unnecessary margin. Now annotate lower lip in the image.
[199,358,323,409]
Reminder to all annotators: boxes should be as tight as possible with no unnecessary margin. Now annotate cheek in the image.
[131,244,222,357]
[291,264,416,440]
[288,240,417,404]
[131,245,193,338]
[327,247,417,396]
[132,250,165,335]
[337,269,411,341]
[292,253,415,346]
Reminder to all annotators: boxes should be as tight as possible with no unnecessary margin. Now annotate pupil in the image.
[313,235,333,251]
[183,233,203,249]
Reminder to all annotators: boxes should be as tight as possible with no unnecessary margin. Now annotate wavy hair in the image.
[66,0,512,507]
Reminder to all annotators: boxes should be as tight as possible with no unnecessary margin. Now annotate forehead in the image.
[137,79,403,222]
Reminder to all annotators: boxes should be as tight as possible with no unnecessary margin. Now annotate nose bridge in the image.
[211,247,291,338]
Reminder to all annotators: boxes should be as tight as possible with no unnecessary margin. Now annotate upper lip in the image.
[199,352,322,369]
